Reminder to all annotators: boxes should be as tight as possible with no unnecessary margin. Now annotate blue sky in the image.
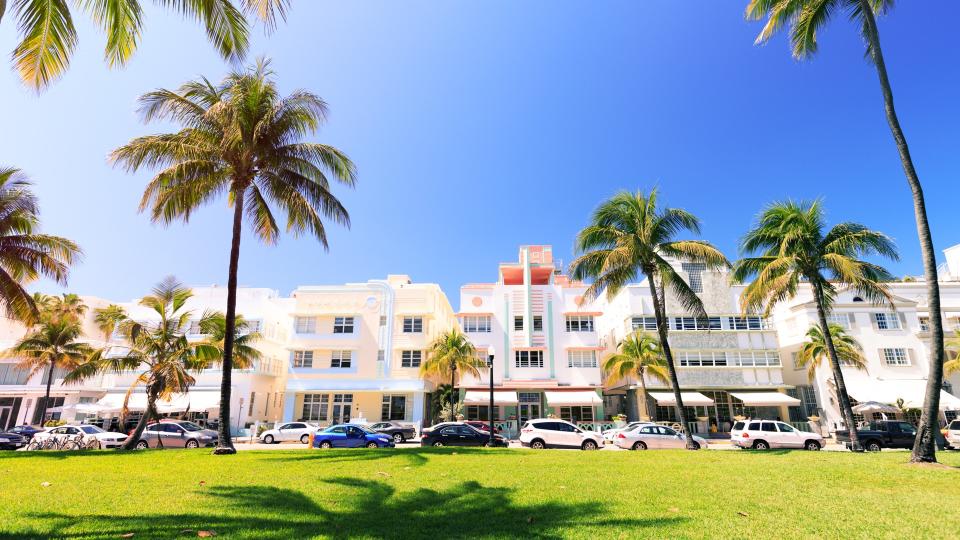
[1,1,958,307]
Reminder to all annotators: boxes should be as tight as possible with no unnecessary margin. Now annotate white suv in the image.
[943,419,960,450]
[519,419,602,450]
[731,420,823,451]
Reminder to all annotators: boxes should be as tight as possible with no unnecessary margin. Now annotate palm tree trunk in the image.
[637,367,649,420]
[645,272,695,449]
[859,0,943,463]
[449,365,456,422]
[121,393,157,451]
[812,282,862,452]
[214,192,245,455]
[37,359,56,426]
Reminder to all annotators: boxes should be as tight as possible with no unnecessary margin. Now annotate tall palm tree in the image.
[110,59,356,454]
[0,0,290,91]
[746,0,946,464]
[602,331,669,420]
[733,200,897,452]
[39,293,87,324]
[569,189,729,449]
[3,318,92,425]
[200,312,262,370]
[65,278,218,450]
[796,324,867,383]
[420,329,485,422]
[94,304,127,342]
[0,168,81,324]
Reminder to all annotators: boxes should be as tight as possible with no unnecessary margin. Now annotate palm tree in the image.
[0,168,81,324]
[569,189,729,449]
[110,59,356,454]
[40,293,87,324]
[746,0,946,464]
[0,0,290,91]
[945,331,960,377]
[733,200,897,451]
[94,304,127,342]
[420,329,485,422]
[796,324,867,383]
[602,331,669,420]
[4,318,92,425]
[200,312,262,370]
[65,278,218,450]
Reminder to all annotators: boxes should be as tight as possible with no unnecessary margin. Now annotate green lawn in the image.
[2,448,959,539]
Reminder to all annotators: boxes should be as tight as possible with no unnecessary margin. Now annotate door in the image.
[636,426,660,448]
[0,406,11,431]
[657,426,685,449]
[518,403,540,425]
[345,426,366,448]
[438,426,461,445]
[325,426,348,447]
[775,422,802,448]
[759,422,780,447]
[558,423,582,447]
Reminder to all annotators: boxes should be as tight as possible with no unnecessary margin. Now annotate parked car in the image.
[942,419,960,450]
[614,424,708,450]
[731,420,824,451]
[602,421,654,444]
[519,419,603,450]
[259,422,318,444]
[0,431,28,450]
[135,420,218,449]
[33,425,128,449]
[420,422,458,438]
[314,424,394,449]
[835,420,948,452]
[368,421,418,443]
[420,423,507,447]
[463,420,501,435]
[7,425,43,440]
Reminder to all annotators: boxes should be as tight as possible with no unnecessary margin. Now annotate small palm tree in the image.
[602,331,669,420]
[0,0,290,91]
[420,329,485,422]
[0,168,81,323]
[733,200,897,451]
[200,312,262,370]
[746,0,946,465]
[94,304,127,342]
[111,59,356,454]
[66,278,218,450]
[35,293,87,324]
[4,318,92,425]
[796,324,867,383]
[945,331,960,377]
[569,189,729,449]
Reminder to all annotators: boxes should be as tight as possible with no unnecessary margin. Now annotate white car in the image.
[33,425,128,449]
[943,419,960,449]
[259,422,318,444]
[731,420,824,451]
[519,419,603,450]
[614,424,709,450]
[602,421,654,444]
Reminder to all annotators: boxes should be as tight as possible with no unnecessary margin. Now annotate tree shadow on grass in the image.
[263,446,447,467]
[13,478,686,539]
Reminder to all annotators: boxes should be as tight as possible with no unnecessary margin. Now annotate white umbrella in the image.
[852,401,899,414]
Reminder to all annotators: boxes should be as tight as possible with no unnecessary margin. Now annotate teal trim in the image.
[523,247,532,348]
[546,299,555,378]
[503,293,510,378]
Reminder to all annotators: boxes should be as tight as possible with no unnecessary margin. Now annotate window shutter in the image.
[871,313,880,330]
[847,313,856,327]
[877,348,886,365]
[908,349,917,366]
[898,313,907,328]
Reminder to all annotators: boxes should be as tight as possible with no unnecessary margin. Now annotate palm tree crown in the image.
[796,323,867,382]
[420,329,485,422]
[602,332,668,385]
[200,312,262,370]
[94,304,127,342]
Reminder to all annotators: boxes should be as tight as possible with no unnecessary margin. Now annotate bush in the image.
[43,419,67,427]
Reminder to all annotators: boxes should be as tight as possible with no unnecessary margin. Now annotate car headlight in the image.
[0,438,9,443]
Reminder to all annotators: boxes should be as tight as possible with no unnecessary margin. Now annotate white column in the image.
[412,392,425,429]
[282,393,297,422]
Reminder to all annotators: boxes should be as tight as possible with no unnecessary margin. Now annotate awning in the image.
[463,391,519,405]
[63,403,109,414]
[648,391,714,406]
[543,391,602,406]
[95,391,220,413]
[730,392,801,407]
[844,379,960,410]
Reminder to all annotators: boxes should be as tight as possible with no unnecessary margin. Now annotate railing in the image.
[575,422,616,433]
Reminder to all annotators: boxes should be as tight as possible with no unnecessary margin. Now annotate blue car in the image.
[313,424,395,449]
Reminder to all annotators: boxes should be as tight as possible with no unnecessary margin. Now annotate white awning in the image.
[844,379,960,410]
[648,391,714,406]
[95,391,220,413]
[730,392,801,407]
[463,391,519,405]
[63,403,108,414]
[543,391,602,406]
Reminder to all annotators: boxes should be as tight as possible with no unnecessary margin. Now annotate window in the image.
[293,351,314,368]
[466,405,500,421]
[245,320,262,333]
[676,350,780,367]
[533,316,543,332]
[462,316,491,333]
[301,394,328,421]
[567,350,598,368]
[882,348,910,366]
[776,422,796,432]
[401,350,422,368]
[873,312,901,330]
[519,392,540,403]
[295,317,316,334]
[631,317,658,331]
[825,313,851,329]
[333,317,355,334]
[672,317,721,331]
[381,395,406,421]
[559,406,594,423]
[248,392,255,415]
[331,350,352,369]
[565,315,594,332]
[726,316,767,330]
[188,321,205,335]
[514,316,524,331]
[400,316,423,333]
[919,316,930,332]
[681,263,706,293]
[760,422,777,432]
[514,350,544,368]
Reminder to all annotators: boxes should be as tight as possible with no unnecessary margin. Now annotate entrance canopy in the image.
[730,392,801,407]
[648,391,714,406]
[96,391,221,414]
[844,379,960,411]
[543,391,602,406]
[463,391,519,405]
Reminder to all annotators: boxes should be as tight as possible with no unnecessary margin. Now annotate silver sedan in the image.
[613,424,709,450]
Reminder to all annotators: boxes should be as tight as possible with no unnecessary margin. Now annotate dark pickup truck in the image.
[836,420,945,451]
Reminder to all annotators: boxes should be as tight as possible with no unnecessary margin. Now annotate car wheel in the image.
[632,441,647,451]
[805,440,822,451]
[366,442,379,449]
[690,442,701,450]
[393,433,404,444]
[866,440,882,452]
[135,440,149,450]
[753,440,770,450]
[263,434,274,444]
[432,441,444,447]
[319,441,332,449]
[582,440,598,451]
[185,439,199,449]
[530,439,546,450]
[300,434,310,444]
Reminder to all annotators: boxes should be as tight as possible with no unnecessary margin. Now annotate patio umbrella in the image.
[852,401,899,414]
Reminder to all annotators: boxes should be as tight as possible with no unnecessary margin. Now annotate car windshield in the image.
[357,426,377,434]
[80,426,104,434]
[178,421,204,432]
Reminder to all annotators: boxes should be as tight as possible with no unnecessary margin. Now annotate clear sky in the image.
[1,1,958,308]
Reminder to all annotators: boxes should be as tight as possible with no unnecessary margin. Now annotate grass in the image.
[1,448,959,539]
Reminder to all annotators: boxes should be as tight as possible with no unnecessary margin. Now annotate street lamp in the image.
[487,348,495,446]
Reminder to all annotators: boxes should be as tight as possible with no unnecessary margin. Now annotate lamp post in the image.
[487,350,495,447]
